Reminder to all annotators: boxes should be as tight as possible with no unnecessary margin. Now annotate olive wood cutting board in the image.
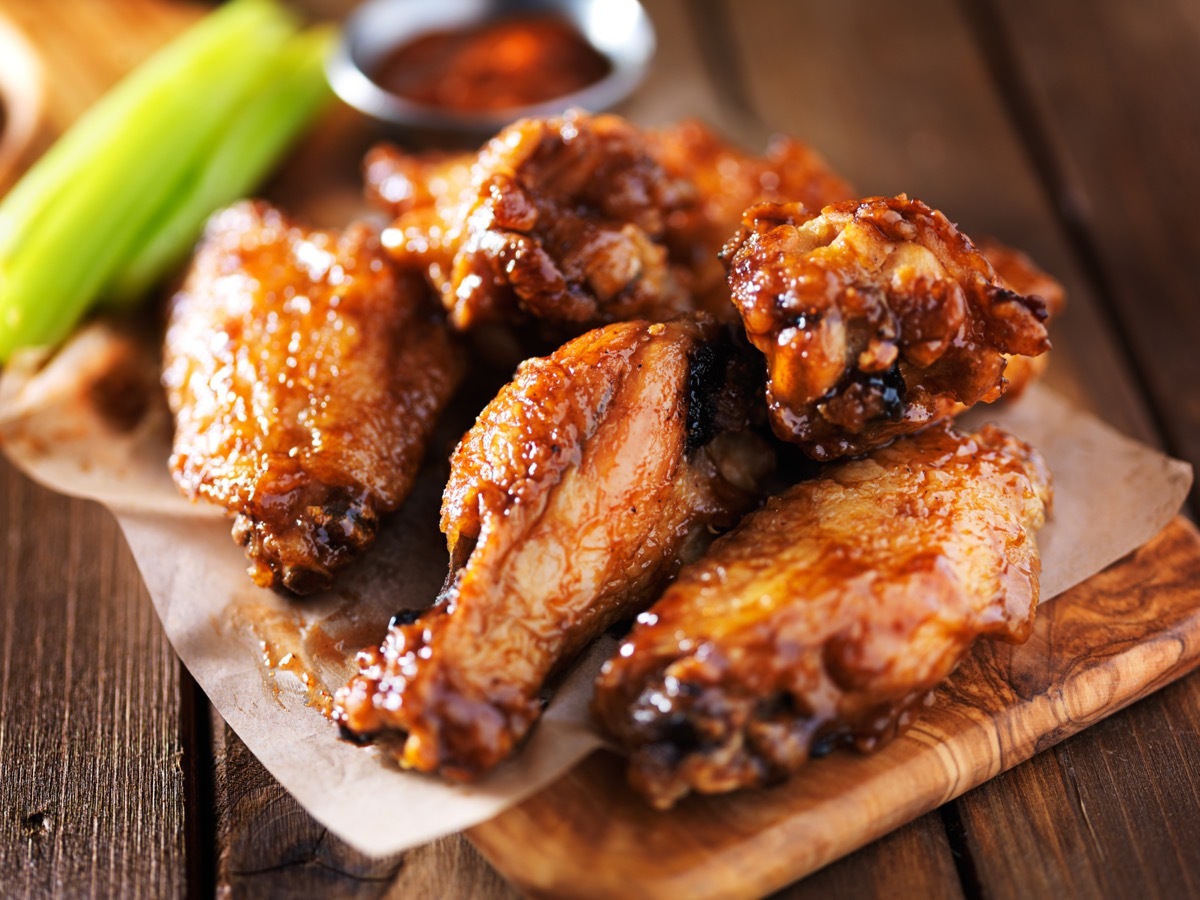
[467,516,1200,899]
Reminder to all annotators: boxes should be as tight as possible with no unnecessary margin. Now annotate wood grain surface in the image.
[1,1,1199,897]
[0,460,190,898]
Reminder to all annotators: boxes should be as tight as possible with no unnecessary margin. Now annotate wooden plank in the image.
[951,673,1200,899]
[210,711,518,898]
[770,813,965,900]
[974,0,1200,506]
[467,518,1200,900]
[0,457,189,897]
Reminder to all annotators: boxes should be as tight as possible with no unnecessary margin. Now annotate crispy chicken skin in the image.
[722,196,1052,460]
[593,421,1051,809]
[370,113,851,331]
[163,201,463,594]
[977,237,1067,398]
[333,317,774,779]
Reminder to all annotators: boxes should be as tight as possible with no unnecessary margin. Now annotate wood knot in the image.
[20,809,53,840]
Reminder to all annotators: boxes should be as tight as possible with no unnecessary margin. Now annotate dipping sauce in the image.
[371,16,613,113]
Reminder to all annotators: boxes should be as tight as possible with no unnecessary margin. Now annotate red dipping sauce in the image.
[371,15,613,113]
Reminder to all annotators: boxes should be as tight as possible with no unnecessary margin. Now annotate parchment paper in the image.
[0,322,1192,857]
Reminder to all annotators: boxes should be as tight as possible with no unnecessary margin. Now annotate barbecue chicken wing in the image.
[379,112,693,331]
[370,113,851,331]
[722,196,1051,460]
[163,201,463,594]
[593,421,1051,808]
[977,237,1066,398]
[333,317,774,779]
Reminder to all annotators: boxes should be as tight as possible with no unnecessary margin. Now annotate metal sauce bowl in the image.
[326,0,655,135]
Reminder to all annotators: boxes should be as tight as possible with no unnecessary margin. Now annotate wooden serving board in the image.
[468,516,1200,899]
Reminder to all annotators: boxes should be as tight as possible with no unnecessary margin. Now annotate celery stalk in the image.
[107,25,336,307]
[0,0,321,361]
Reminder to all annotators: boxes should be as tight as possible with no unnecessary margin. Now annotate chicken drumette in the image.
[163,201,463,594]
[369,113,851,332]
[593,421,1051,808]
[722,196,1052,460]
[334,316,774,779]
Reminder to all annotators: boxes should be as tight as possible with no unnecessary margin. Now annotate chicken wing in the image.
[371,113,851,331]
[333,317,774,779]
[722,196,1052,460]
[976,237,1066,398]
[163,201,463,594]
[649,119,853,312]
[593,421,1051,808]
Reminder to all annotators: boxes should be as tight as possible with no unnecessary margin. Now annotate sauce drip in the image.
[372,16,612,112]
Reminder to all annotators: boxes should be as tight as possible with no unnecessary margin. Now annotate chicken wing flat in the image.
[977,237,1066,398]
[163,201,463,594]
[722,196,1052,460]
[333,317,774,779]
[593,420,1051,808]
[371,113,851,331]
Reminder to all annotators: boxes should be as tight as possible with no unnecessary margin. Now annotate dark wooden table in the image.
[2,0,1199,896]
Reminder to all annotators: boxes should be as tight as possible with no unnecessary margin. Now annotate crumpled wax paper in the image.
[0,322,1191,856]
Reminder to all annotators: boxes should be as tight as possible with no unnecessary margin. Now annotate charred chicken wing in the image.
[371,113,851,331]
[722,196,1052,460]
[163,201,463,594]
[593,421,1051,808]
[334,317,774,779]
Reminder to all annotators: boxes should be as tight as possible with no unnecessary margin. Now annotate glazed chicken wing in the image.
[976,237,1066,398]
[163,201,463,594]
[593,421,1051,808]
[722,196,1052,460]
[380,112,693,330]
[333,317,774,779]
[370,113,851,331]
